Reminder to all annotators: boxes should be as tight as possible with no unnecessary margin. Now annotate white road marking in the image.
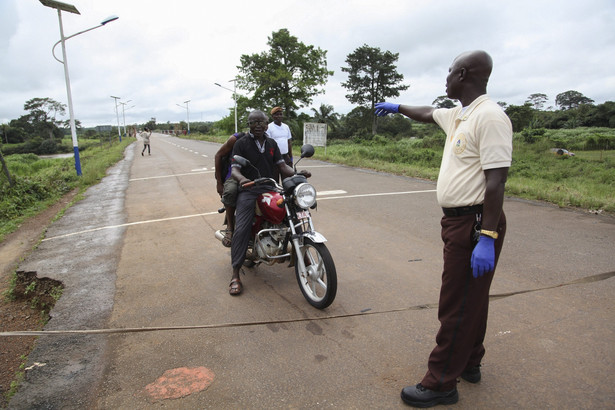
[130,171,213,181]
[317,189,436,201]
[318,190,347,196]
[42,188,436,241]
[42,211,221,242]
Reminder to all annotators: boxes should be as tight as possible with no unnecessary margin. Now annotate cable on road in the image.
[1,270,613,337]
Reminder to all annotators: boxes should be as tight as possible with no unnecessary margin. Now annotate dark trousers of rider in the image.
[231,186,271,270]
[420,211,506,392]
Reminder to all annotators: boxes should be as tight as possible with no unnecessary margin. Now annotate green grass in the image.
[0,137,133,242]
[185,129,615,214]
[505,142,614,212]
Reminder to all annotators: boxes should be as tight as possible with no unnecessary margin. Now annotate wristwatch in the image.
[480,229,499,239]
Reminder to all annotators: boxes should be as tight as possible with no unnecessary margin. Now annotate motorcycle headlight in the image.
[294,183,316,209]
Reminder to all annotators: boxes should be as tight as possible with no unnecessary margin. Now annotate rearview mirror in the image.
[300,144,315,158]
[233,155,249,167]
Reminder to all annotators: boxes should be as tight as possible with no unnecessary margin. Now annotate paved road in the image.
[8,133,615,408]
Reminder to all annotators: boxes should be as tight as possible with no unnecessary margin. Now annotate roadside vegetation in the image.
[309,127,615,213]
[0,136,132,242]
[182,125,614,214]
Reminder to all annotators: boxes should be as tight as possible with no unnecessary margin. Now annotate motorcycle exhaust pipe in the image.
[214,230,225,242]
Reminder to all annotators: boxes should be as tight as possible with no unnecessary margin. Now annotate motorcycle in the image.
[214,144,337,309]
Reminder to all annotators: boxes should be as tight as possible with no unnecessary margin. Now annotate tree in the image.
[432,96,457,109]
[555,90,594,110]
[341,44,408,134]
[505,103,534,132]
[237,29,333,118]
[525,93,549,110]
[23,97,66,141]
[586,101,615,128]
[144,118,156,132]
[310,104,339,133]
[377,114,413,138]
[341,106,372,138]
[0,148,13,187]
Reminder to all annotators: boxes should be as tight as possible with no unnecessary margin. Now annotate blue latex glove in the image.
[471,235,495,278]
[375,102,400,117]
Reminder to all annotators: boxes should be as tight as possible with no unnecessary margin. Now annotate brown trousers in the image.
[421,211,506,391]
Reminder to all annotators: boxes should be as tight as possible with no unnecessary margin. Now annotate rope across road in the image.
[2,270,612,337]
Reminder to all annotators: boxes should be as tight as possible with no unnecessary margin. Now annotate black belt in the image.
[442,204,483,217]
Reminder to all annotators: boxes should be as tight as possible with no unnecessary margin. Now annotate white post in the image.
[111,96,121,141]
[57,9,81,175]
[185,100,191,133]
[121,103,126,137]
[232,80,237,133]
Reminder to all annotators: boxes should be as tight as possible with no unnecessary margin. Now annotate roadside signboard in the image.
[303,122,327,153]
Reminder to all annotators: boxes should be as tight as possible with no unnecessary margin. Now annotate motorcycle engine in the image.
[255,223,287,259]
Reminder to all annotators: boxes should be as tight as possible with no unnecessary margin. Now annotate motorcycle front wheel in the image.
[295,238,337,309]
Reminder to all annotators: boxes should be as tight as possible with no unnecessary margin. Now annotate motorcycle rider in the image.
[228,110,310,296]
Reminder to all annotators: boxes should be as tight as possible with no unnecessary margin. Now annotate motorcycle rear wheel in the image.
[295,238,337,309]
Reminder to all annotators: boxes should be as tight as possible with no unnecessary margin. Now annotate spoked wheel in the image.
[295,238,337,309]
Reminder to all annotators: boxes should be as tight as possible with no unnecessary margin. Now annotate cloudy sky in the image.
[1,0,614,128]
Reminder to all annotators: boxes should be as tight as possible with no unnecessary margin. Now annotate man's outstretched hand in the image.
[375,102,400,117]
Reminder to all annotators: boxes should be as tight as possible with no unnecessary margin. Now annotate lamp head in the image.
[101,15,119,25]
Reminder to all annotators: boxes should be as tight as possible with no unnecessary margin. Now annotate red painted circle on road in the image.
[144,366,215,400]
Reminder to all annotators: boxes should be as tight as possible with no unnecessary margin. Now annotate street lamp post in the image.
[214,79,237,133]
[40,0,118,176]
[176,100,191,134]
[110,95,122,141]
[119,100,132,138]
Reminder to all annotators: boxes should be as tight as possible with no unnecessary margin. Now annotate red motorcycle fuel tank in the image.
[257,192,286,224]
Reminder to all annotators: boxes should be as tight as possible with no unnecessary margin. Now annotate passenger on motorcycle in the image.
[228,110,310,296]
[214,132,246,247]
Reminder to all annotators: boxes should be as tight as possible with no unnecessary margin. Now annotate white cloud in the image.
[1,0,613,127]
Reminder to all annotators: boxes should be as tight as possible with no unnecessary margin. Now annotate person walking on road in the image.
[228,110,309,296]
[141,127,152,156]
[375,50,513,408]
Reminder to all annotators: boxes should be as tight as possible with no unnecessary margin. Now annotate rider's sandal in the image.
[229,278,243,296]
[221,229,233,248]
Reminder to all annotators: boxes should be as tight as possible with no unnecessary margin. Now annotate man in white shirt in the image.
[268,106,293,166]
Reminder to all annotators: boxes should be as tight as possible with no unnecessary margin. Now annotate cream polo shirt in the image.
[433,95,512,208]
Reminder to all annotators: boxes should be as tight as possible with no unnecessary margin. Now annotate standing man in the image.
[376,50,512,408]
[228,110,309,296]
[268,107,293,173]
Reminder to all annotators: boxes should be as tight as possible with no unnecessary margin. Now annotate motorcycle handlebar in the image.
[241,177,280,190]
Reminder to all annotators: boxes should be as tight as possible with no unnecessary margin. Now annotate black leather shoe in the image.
[460,365,481,383]
[401,383,458,407]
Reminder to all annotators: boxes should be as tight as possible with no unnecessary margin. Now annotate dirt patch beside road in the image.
[0,189,78,407]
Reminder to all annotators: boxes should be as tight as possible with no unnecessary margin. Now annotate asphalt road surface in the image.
[7,134,615,408]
